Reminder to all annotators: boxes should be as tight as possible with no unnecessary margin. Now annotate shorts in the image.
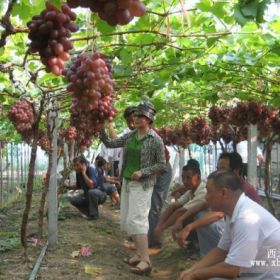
[101,183,117,195]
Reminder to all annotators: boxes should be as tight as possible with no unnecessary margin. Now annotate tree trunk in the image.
[20,131,40,253]
[20,96,45,256]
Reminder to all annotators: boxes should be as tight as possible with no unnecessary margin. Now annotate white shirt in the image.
[98,142,122,162]
[177,182,207,210]
[236,140,263,165]
[218,193,280,279]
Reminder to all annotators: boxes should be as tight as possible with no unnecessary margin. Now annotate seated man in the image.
[175,152,263,256]
[154,159,206,246]
[95,156,120,207]
[170,182,190,200]
[179,170,280,280]
[69,155,107,220]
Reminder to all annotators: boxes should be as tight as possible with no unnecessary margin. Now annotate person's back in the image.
[221,194,280,279]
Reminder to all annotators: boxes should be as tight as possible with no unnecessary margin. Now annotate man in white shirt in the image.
[179,170,280,280]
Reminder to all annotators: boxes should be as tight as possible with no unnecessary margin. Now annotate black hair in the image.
[219,152,243,175]
[207,170,242,191]
[73,155,88,165]
[96,156,107,168]
[95,154,102,162]
[182,159,201,176]
[123,106,137,119]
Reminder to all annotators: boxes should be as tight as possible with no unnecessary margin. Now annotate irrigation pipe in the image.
[29,241,48,280]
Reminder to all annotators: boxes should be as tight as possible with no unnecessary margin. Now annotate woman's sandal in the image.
[123,255,141,266]
[130,260,152,276]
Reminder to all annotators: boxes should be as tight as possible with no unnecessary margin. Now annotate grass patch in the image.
[0,237,21,252]
[89,225,112,234]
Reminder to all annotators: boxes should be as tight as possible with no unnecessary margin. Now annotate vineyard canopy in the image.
[0,0,280,139]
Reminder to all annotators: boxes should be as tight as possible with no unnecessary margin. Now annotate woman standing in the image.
[100,102,165,275]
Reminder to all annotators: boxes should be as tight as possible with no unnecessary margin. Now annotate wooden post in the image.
[48,106,58,250]
[247,124,258,188]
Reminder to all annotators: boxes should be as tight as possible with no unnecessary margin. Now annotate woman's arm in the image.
[99,130,133,148]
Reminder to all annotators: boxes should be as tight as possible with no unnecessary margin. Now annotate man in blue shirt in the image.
[94,156,120,207]
[69,155,107,220]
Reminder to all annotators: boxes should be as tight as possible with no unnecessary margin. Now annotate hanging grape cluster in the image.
[208,106,231,126]
[8,99,36,142]
[190,117,211,146]
[63,52,116,147]
[159,102,280,148]
[63,126,77,143]
[27,2,78,76]
[67,0,146,26]
[38,132,52,152]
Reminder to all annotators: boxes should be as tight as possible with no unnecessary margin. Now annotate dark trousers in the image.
[148,161,172,247]
[70,189,107,218]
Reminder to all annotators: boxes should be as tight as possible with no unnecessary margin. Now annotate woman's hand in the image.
[131,171,142,181]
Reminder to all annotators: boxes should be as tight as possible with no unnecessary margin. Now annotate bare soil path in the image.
[0,192,194,280]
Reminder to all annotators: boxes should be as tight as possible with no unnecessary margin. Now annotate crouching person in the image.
[69,155,107,220]
[179,170,280,280]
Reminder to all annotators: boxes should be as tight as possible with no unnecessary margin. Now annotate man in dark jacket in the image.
[69,155,106,220]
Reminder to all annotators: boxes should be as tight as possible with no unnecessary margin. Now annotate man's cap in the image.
[135,101,156,122]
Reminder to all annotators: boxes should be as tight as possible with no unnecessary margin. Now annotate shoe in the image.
[131,261,152,276]
[123,256,141,266]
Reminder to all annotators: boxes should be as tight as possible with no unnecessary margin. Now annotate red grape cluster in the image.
[8,99,36,142]
[160,103,280,149]
[63,126,77,142]
[27,2,78,76]
[67,0,146,26]
[271,111,280,135]
[63,52,116,147]
[159,118,210,147]
[190,117,211,146]
[258,108,278,138]
[158,127,175,146]
[220,124,236,144]
[38,132,52,152]
[230,102,249,127]
[247,102,265,124]
[208,106,231,126]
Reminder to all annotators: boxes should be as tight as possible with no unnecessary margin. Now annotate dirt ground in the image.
[0,191,195,280]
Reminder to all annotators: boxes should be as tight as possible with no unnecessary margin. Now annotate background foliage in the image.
[0,0,279,138]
